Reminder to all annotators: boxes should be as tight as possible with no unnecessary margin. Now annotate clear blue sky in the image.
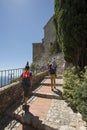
[0,0,54,70]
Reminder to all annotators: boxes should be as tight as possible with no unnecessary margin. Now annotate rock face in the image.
[32,16,65,74]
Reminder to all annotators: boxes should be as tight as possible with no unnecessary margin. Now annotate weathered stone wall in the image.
[32,16,65,73]
[0,71,47,115]
[32,16,56,64]
[43,16,56,52]
[0,82,22,114]
[32,43,44,62]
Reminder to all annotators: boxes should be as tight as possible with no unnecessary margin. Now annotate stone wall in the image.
[0,71,47,115]
[32,43,44,62]
[43,16,56,52]
[32,16,56,65]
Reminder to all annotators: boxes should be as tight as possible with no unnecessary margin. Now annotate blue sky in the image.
[0,0,54,70]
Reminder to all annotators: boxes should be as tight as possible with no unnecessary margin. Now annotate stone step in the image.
[32,92,63,100]
[45,75,63,79]
[40,82,63,86]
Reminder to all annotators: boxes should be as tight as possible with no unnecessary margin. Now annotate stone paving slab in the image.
[44,99,87,130]
[41,78,63,86]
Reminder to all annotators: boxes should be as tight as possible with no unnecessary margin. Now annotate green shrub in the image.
[63,67,80,110]
[76,68,87,121]
[63,66,87,122]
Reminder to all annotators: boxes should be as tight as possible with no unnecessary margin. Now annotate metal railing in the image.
[0,68,23,87]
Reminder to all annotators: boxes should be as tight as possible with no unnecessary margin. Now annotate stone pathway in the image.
[3,76,87,130]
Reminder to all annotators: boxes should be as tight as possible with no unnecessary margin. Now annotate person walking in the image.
[52,58,57,77]
[47,62,50,75]
[49,63,56,91]
[21,62,32,106]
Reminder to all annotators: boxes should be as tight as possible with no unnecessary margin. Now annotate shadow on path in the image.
[21,105,43,130]
[22,105,58,130]
[53,88,63,99]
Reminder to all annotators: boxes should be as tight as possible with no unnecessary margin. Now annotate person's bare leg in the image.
[54,78,56,89]
[51,78,54,90]
[24,97,28,105]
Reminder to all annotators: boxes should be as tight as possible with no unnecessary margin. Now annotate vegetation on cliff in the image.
[49,39,61,55]
[54,0,87,69]
[54,0,87,122]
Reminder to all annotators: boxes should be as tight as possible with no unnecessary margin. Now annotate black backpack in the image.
[50,66,56,74]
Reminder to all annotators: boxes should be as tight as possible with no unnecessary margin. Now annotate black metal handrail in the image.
[0,68,23,87]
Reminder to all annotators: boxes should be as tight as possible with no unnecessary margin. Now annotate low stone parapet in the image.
[0,71,47,115]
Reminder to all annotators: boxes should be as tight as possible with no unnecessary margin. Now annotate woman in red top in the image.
[21,64,32,105]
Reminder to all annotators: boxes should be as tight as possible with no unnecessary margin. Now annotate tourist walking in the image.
[49,63,56,91]
[47,62,50,75]
[52,57,57,77]
[21,62,32,105]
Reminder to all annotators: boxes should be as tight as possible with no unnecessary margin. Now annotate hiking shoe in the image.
[51,88,54,91]
[22,104,29,111]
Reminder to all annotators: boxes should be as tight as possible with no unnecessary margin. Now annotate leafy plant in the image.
[63,66,87,121]
[54,0,87,69]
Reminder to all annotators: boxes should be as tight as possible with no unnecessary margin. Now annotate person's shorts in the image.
[23,87,30,97]
[50,74,56,79]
